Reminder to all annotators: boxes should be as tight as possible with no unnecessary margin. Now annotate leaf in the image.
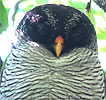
[0,0,8,34]
[68,0,86,12]
[104,71,106,77]
[1,53,10,73]
[36,0,49,5]
[99,46,106,53]
[19,4,34,12]
[86,9,96,29]
[97,27,106,40]
[96,9,106,22]
[48,0,62,4]
[24,4,34,11]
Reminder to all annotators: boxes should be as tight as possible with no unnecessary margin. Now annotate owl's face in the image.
[17,4,96,57]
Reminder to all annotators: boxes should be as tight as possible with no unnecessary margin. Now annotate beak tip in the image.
[55,35,64,58]
[56,54,60,58]
[56,49,61,58]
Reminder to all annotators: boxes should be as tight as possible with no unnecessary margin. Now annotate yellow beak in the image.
[55,35,64,57]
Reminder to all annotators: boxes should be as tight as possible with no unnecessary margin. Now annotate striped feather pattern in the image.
[0,40,105,99]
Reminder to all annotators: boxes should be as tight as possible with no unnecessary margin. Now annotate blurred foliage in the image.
[36,0,49,5]
[0,0,106,52]
[99,46,106,53]
[0,0,8,34]
[105,70,106,77]
[97,27,106,40]
[17,0,35,12]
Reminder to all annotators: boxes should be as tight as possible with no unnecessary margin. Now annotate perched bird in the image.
[0,4,105,99]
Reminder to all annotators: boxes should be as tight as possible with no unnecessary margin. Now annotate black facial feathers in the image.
[16,4,97,55]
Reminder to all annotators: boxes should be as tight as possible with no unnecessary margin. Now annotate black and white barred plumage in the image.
[0,4,105,99]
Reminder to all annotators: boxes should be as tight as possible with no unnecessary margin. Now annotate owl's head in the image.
[16,4,97,57]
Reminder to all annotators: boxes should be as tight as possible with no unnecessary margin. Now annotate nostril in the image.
[61,43,63,45]
[55,42,57,45]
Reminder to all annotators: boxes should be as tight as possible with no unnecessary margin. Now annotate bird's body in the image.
[0,4,105,99]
